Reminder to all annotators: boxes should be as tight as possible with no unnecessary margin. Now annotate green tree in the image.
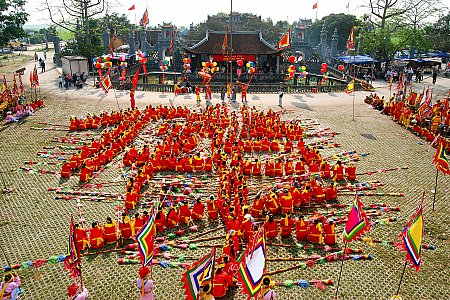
[0,0,28,46]
[424,13,450,51]
[309,14,361,53]
[98,13,135,43]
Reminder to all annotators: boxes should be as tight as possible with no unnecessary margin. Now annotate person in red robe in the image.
[264,214,278,239]
[325,182,338,202]
[178,201,192,225]
[192,198,205,221]
[155,209,166,233]
[74,224,89,251]
[207,196,219,221]
[132,213,144,235]
[251,192,264,217]
[323,220,337,245]
[89,221,104,249]
[280,188,294,214]
[60,161,72,178]
[118,213,133,244]
[279,212,295,237]
[345,163,357,181]
[212,268,233,298]
[295,216,308,241]
[166,206,179,228]
[307,219,323,244]
[332,160,345,181]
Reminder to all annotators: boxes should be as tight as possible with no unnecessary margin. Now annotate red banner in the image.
[212,54,256,62]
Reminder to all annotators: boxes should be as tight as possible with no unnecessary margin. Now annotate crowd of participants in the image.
[365,93,450,151]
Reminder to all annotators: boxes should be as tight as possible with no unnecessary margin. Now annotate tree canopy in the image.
[0,0,28,46]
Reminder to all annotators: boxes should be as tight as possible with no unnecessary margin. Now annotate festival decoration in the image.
[338,65,345,72]
[181,247,216,300]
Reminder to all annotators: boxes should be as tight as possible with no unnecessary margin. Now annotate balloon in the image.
[187,58,191,64]
[95,63,101,69]
[183,58,188,64]
[202,62,206,67]
[321,62,328,69]
[237,60,243,67]
[338,65,345,71]
[301,66,306,71]
[212,62,217,67]
[289,55,295,63]
[250,61,255,67]
[119,56,125,62]
[246,62,250,68]
[106,56,111,62]
[97,57,102,63]
[320,68,326,74]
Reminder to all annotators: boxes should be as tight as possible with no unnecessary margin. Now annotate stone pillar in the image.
[276,56,280,74]
[320,23,328,60]
[102,31,110,49]
[129,32,136,54]
[140,30,147,52]
[331,28,339,59]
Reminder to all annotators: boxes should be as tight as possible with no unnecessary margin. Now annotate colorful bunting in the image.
[136,207,156,266]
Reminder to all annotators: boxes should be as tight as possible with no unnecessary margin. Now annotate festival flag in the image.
[277,28,291,50]
[132,65,140,90]
[136,207,156,266]
[389,71,393,91]
[414,88,425,106]
[397,198,424,272]
[343,194,370,242]
[237,227,266,299]
[12,74,18,95]
[140,9,149,27]
[346,25,355,50]
[18,72,24,94]
[169,26,175,55]
[441,97,448,116]
[396,73,404,92]
[100,73,112,94]
[345,79,354,94]
[222,26,228,54]
[433,142,450,175]
[64,217,81,278]
[33,65,39,87]
[181,247,216,300]
[128,4,135,10]
[313,3,318,9]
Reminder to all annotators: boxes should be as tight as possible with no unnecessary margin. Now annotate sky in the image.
[25,0,370,27]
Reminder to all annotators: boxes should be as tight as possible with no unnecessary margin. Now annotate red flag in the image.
[222,26,228,54]
[132,65,140,89]
[277,28,291,50]
[64,217,81,278]
[433,141,450,175]
[128,4,135,10]
[346,25,355,50]
[313,3,318,9]
[140,9,149,27]
[33,65,39,87]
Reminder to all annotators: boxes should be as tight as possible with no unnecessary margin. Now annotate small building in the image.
[185,30,282,74]
[61,56,89,76]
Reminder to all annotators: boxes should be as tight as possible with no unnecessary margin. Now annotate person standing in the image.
[136,266,155,300]
[432,66,438,85]
[278,88,284,108]
[41,60,46,73]
[220,84,226,103]
[59,76,63,88]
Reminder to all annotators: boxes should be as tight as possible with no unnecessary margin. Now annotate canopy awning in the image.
[337,55,377,65]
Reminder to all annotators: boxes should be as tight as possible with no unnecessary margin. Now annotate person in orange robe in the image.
[313,182,326,203]
[284,159,294,176]
[270,139,280,152]
[74,224,89,251]
[295,216,308,241]
[274,159,283,177]
[192,198,205,221]
[125,186,139,210]
[320,161,332,179]
[264,215,278,239]
[252,159,262,176]
[280,188,294,214]
[166,206,179,228]
[212,268,233,298]
[104,217,118,245]
[251,192,264,217]
[132,212,144,235]
[279,212,295,237]
[89,221,104,249]
[240,214,254,242]
[307,219,323,244]
[323,220,337,245]
[265,190,280,214]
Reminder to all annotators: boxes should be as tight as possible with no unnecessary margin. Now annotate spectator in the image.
[58,75,63,88]
[40,60,45,73]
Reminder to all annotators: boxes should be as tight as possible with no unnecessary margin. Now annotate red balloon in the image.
[321,63,328,69]
[338,65,345,71]
[320,68,326,74]
[289,55,295,63]
[95,63,101,69]
[106,56,111,62]
[97,57,102,63]
[237,60,243,67]
[187,58,191,64]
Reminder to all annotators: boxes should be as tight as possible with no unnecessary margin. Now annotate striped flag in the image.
[433,142,450,175]
[181,247,216,300]
[397,195,424,272]
[136,207,156,266]
[237,227,266,299]
[64,217,81,278]
[277,29,291,50]
[343,194,370,242]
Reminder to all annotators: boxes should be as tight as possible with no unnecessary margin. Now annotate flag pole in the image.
[229,0,233,94]
[333,240,348,300]
[316,1,319,21]
[432,167,438,211]
[395,261,408,296]
[352,49,356,121]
